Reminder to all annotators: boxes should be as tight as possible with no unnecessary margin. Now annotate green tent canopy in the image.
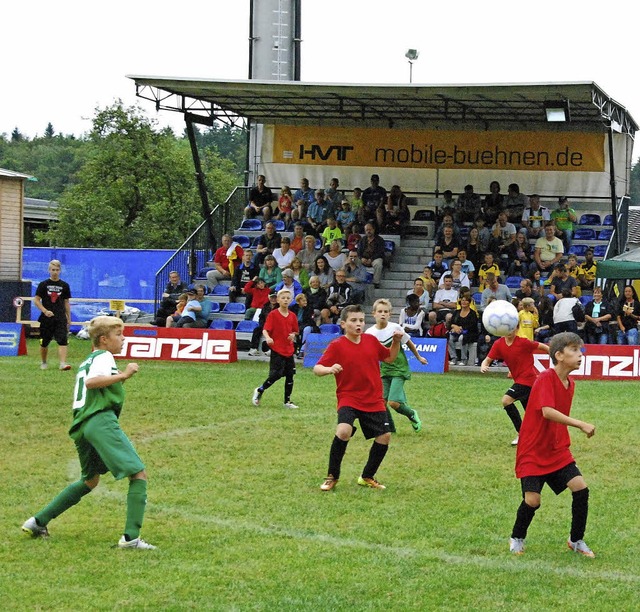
[596,249,640,279]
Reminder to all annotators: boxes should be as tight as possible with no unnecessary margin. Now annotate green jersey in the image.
[365,322,412,380]
[69,350,124,435]
[550,207,576,231]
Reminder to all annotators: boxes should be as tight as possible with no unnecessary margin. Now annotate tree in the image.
[44,123,55,138]
[11,127,24,142]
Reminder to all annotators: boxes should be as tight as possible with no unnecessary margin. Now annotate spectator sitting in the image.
[439,258,470,292]
[293,292,319,358]
[229,249,260,305]
[247,290,279,356]
[456,286,479,314]
[166,293,188,328]
[429,273,459,326]
[584,286,613,345]
[506,231,533,278]
[528,268,545,298]
[481,180,505,226]
[292,178,315,222]
[277,186,294,225]
[361,174,387,227]
[243,277,271,321]
[435,224,460,266]
[427,250,449,283]
[206,234,244,290]
[577,248,597,291]
[321,269,354,323]
[299,235,319,271]
[350,187,365,223]
[273,236,296,270]
[337,199,356,235]
[616,285,640,345]
[419,265,438,298]
[325,177,344,208]
[534,296,555,343]
[534,221,564,273]
[473,215,492,253]
[464,226,484,272]
[399,293,425,337]
[435,189,456,218]
[516,297,539,341]
[304,275,328,320]
[520,194,550,239]
[448,294,479,365]
[566,254,582,297]
[435,212,462,243]
[313,255,335,289]
[154,270,187,327]
[289,222,306,254]
[244,174,274,220]
[274,268,303,300]
[306,189,329,236]
[550,196,577,249]
[357,223,386,289]
[343,251,369,304]
[490,210,517,268]
[289,257,310,290]
[457,248,475,282]
[346,222,362,252]
[176,285,212,328]
[409,277,430,312]
[477,252,501,292]
[553,289,580,334]
[325,239,347,272]
[258,254,282,288]
[456,184,482,224]
[321,218,344,251]
[549,263,579,300]
[515,278,540,306]
[381,185,410,235]
[254,221,282,266]
[480,273,513,311]
[502,183,528,226]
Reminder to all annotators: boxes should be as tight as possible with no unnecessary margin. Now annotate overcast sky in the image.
[2,0,638,161]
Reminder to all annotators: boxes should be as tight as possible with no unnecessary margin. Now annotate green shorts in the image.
[382,376,407,405]
[70,410,145,481]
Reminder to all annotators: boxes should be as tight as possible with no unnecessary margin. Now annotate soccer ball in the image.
[482,300,519,337]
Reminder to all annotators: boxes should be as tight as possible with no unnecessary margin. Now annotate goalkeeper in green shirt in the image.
[22,316,156,549]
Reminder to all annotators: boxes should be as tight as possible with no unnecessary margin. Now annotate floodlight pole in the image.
[408,60,414,84]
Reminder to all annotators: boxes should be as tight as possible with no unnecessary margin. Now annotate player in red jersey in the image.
[314,304,403,491]
[480,326,549,445]
[508,332,596,557]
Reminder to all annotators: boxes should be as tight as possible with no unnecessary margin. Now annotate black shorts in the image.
[268,351,296,380]
[337,406,390,439]
[505,383,531,408]
[39,317,68,347]
[521,462,582,496]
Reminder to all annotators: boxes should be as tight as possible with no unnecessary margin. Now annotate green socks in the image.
[124,478,148,540]
[36,480,92,525]
[394,402,416,420]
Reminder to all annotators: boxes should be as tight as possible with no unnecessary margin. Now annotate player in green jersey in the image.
[365,299,427,433]
[22,316,156,549]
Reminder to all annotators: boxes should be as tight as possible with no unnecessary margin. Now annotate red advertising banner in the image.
[118,326,237,363]
[533,344,640,381]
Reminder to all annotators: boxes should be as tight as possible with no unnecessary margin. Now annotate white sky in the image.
[2,0,638,161]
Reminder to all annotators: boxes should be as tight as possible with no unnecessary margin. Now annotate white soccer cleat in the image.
[283,401,299,409]
[567,538,595,558]
[22,517,49,538]
[252,388,262,406]
[511,436,519,446]
[117,536,157,550]
[509,537,525,555]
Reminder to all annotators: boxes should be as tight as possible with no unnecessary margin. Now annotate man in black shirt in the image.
[244,174,274,220]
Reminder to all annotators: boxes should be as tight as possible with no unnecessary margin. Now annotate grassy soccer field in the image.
[1,337,638,610]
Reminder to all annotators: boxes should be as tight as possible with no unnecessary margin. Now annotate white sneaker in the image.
[117,536,157,550]
[283,401,299,409]
[59,362,72,371]
[40,363,48,370]
[511,436,519,446]
[456,360,466,366]
[448,360,456,366]
[22,516,49,538]
[509,537,525,555]
[264,350,271,356]
[252,388,262,406]
[247,349,261,357]
[567,538,595,558]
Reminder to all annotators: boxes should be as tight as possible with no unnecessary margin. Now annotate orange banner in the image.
[271,125,605,172]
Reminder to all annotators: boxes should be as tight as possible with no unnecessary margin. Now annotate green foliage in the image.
[1,340,638,610]
[630,160,640,206]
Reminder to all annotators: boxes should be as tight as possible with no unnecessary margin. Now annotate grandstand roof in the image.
[128,77,638,134]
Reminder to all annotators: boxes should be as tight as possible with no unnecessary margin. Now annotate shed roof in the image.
[128,77,637,134]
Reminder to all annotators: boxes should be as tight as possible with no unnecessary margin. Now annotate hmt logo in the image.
[120,334,232,362]
[298,144,354,162]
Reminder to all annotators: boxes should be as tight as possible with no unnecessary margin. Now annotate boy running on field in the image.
[252,288,299,409]
[480,325,549,446]
[509,332,596,557]
[22,316,155,549]
[314,305,403,491]
[365,298,427,433]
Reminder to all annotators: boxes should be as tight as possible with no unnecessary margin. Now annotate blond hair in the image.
[87,315,124,345]
[372,298,393,312]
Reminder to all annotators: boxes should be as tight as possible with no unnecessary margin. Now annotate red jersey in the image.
[487,336,541,387]
[515,368,575,478]
[264,308,299,357]
[317,334,389,412]
[243,281,270,309]
[213,244,244,272]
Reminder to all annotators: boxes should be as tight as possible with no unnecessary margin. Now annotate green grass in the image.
[1,338,638,610]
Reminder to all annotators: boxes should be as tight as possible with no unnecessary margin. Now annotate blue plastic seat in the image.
[573,228,595,241]
[208,301,220,313]
[384,240,396,254]
[568,244,588,257]
[222,302,246,314]
[240,218,263,231]
[579,295,591,307]
[597,229,613,241]
[472,292,482,306]
[209,319,233,330]
[315,238,322,250]
[413,209,435,221]
[211,285,229,296]
[319,323,341,335]
[578,214,601,226]
[593,244,607,257]
[505,276,523,289]
[603,214,614,227]
[232,235,251,248]
[272,219,286,231]
[235,320,259,333]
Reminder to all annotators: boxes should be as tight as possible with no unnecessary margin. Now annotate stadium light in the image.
[405,49,419,83]
[544,100,571,122]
